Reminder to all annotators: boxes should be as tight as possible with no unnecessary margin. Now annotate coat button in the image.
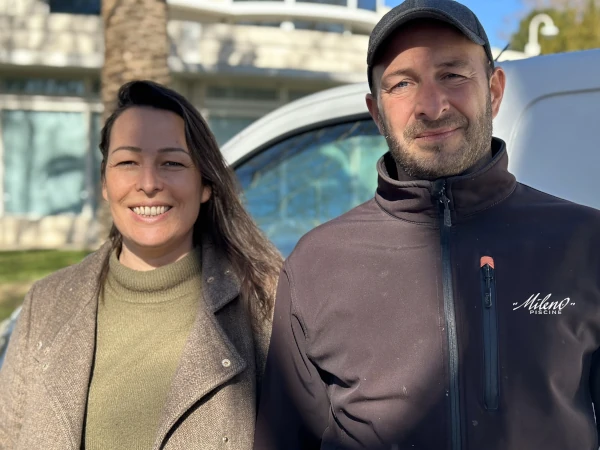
[221,359,231,368]
[207,276,215,284]
[222,436,229,443]
[37,341,43,350]
[42,363,49,372]
[224,269,231,275]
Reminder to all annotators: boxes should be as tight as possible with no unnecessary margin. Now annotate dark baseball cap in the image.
[367,0,494,88]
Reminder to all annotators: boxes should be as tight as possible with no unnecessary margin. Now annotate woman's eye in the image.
[164,161,184,167]
[116,160,136,166]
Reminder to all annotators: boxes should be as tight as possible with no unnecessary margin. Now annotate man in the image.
[254,0,600,449]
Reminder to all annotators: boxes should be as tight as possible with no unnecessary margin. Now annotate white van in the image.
[1,49,599,364]
[222,48,600,255]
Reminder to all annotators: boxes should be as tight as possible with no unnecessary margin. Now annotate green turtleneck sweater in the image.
[84,250,202,450]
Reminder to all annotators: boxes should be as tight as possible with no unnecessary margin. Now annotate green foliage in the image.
[0,249,92,321]
[510,0,600,54]
[0,249,91,284]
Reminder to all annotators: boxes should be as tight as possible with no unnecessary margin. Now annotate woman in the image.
[0,80,282,449]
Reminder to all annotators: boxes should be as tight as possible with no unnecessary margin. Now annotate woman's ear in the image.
[201,184,212,204]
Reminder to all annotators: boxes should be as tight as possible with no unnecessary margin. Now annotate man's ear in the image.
[489,67,506,119]
[366,92,384,135]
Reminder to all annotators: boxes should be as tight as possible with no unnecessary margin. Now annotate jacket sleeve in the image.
[253,265,330,450]
[0,287,35,448]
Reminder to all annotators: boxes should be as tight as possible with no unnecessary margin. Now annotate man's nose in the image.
[413,81,450,122]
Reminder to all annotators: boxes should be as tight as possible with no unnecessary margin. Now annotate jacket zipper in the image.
[480,257,499,411]
[435,180,461,450]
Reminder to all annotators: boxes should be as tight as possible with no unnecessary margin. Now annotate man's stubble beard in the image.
[380,95,493,180]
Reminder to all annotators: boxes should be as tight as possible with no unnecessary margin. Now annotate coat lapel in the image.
[154,238,248,449]
[36,243,110,449]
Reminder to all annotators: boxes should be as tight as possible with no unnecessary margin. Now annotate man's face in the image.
[366,21,506,180]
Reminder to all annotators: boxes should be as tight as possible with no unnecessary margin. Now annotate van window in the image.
[236,120,387,255]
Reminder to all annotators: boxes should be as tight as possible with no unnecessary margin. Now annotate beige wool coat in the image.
[0,239,271,450]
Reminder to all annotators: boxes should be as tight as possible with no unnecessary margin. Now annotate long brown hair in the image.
[98,80,282,325]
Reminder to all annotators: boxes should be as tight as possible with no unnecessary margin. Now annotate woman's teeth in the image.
[132,206,170,217]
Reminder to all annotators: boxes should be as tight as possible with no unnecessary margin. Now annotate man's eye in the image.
[444,73,465,80]
[394,81,410,89]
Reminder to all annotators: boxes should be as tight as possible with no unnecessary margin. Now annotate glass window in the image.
[49,0,101,14]
[2,110,88,216]
[237,20,282,28]
[208,116,256,146]
[206,86,279,102]
[296,0,347,6]
[357,0,377,11]
[293,21,345,33]
[236,119,387,256]
[90,78,101,96]
[2,78,86,97]
[90,112,104,212]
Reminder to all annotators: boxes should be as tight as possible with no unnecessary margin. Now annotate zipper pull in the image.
[480,256,495,308]
[434,180,452,227]
[441,192,451,227]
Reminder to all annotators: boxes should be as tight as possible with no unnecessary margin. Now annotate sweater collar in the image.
[104,235,240,311]
[375,137,517,225]
[107,248,203,304]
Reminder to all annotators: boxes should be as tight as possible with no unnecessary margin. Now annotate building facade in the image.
[0,0,525,249]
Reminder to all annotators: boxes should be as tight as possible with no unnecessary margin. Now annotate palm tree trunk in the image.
[101,0,171,118]
[98,0,171,240]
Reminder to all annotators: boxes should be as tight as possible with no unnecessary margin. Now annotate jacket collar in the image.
[200,236,241,313]
[375,137,517,225]
[154,235,248,449]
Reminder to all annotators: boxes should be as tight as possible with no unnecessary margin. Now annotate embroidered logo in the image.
[513,293,576,315]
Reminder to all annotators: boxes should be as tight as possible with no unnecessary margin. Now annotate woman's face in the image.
[102,107,211,266]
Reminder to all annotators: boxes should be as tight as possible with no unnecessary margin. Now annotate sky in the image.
[384,0,528,49]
